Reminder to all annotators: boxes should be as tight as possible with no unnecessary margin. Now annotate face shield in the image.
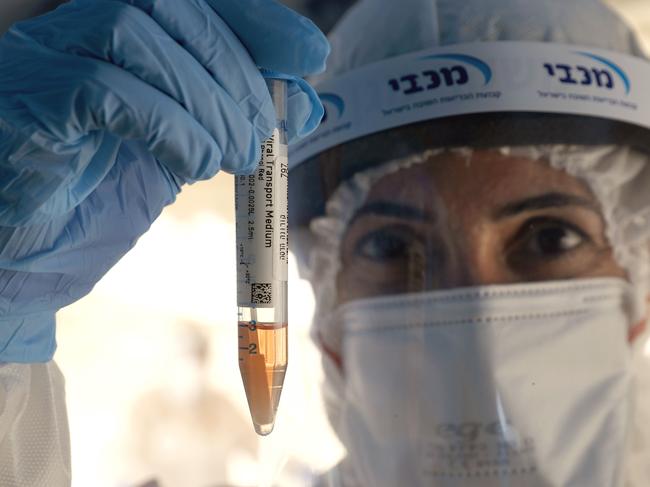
[289,41,650,487]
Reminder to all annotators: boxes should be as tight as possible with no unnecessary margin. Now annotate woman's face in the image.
[338,150,627,304]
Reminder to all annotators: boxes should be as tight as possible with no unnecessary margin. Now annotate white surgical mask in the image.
[332,278,635,487]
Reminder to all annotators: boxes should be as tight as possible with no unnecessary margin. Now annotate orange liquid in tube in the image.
[238,321,287,435]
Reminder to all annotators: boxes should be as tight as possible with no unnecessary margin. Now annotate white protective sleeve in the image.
[0,362,71,487]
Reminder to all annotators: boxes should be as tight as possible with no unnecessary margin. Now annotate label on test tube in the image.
[235,128,289,308]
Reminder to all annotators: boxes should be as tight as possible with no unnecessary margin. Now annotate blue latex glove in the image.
[0,0,329,362]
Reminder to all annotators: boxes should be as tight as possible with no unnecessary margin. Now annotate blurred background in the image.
[52,1,650,486]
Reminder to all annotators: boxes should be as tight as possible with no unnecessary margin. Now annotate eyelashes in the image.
[338,211,617,299]
[353,224,418,261]
[507,217,590,260]
[350,217,595,266]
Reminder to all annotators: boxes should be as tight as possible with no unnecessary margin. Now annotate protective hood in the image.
[323,0,646,81]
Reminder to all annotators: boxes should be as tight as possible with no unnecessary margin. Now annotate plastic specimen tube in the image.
[235,78,289,436]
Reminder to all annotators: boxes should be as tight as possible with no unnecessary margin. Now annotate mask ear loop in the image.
[628,295,650,343]
[317,330,344,372]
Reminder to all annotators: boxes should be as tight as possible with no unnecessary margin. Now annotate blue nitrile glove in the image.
[0,0,329,362]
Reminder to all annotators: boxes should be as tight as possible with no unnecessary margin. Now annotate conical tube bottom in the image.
[254,422,276,436]
[238,322,288,436]
[240,358,287,436]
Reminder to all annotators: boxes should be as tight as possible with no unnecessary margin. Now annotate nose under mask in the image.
[334,278,635,487]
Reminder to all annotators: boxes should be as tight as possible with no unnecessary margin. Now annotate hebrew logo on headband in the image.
[388,54,493,96]
[544,52,630,94]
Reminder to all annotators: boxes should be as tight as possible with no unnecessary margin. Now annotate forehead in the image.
[366,150,595,208]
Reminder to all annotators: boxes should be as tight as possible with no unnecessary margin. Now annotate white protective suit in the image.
[298,1,650,486]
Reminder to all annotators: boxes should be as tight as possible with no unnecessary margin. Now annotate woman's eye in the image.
[519,219,586,257]
[354,228,413,261]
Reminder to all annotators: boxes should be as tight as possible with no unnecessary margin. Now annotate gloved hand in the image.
[0,0,329,361]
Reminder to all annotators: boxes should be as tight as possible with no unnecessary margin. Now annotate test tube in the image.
[235,78,289,436]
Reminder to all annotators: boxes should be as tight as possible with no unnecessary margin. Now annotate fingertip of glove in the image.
[287,76,325,143]
[299,96,325,138]
[264,0,332,76]
[242,141,262,175]
[259,105,277,142]
[296,18,331,76]
[207,0,330,77]
[230,134,261,176]
[286,90,324,144]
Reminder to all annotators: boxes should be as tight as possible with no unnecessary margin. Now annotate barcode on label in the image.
[251,283,272,305]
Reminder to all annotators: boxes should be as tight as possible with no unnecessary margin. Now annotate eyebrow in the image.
[493,192,602,220]
[351,201,431,223]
